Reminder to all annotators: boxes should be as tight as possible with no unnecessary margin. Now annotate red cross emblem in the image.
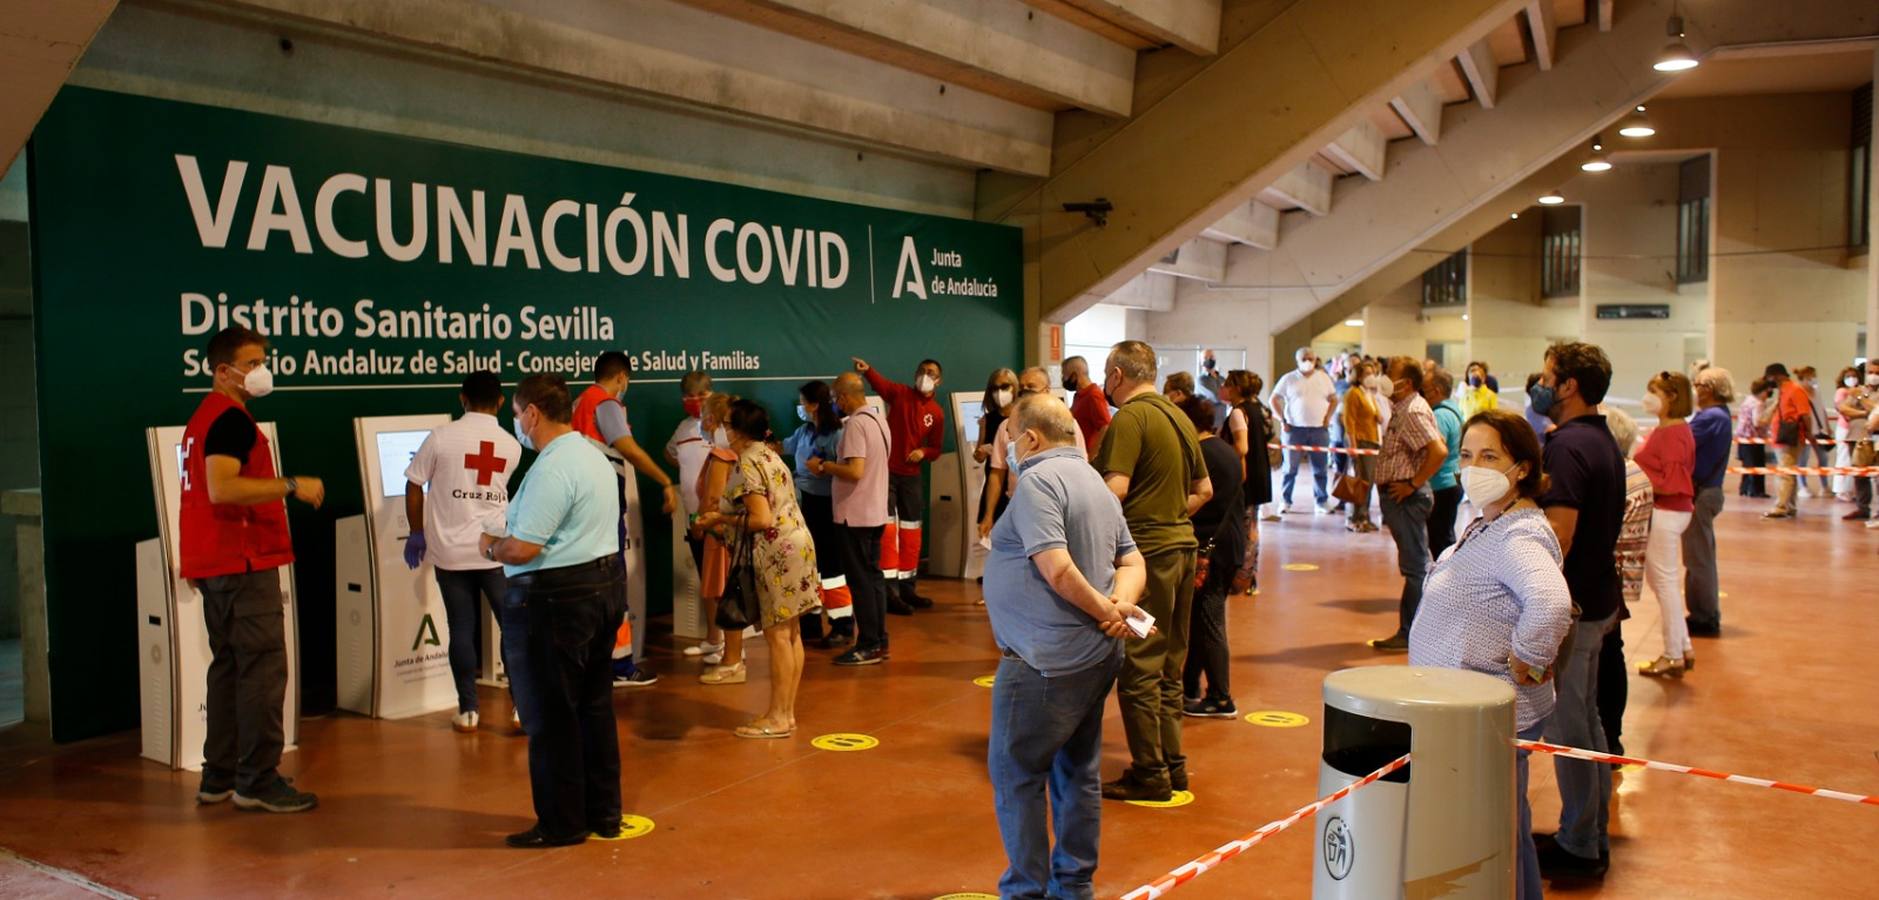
[464,441,508,486]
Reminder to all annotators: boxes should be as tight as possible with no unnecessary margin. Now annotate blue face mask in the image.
[513,414,535,452]
[797,404,812,424]
[1527,383,1557,420]
[1005,436,1021,476]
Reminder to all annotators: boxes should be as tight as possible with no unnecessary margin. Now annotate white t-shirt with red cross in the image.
[404,411,523,571]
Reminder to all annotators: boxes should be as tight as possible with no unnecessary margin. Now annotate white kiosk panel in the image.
[948,392,990,580]
[139,423,300,771]
[338,414,456,719]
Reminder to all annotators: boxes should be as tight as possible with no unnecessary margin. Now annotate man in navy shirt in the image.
[1685,367,1736,636]
[984,394,1147,899]
[1529,342,1625,880]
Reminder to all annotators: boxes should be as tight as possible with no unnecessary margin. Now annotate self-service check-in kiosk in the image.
[137,424,300,771]
[335,415,461,719]
[946,391,990,580]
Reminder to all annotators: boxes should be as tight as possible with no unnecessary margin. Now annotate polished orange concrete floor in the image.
[1,489,1875,898]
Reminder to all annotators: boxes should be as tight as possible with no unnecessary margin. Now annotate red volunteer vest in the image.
[570,384,618,445]
[178,392,295,579]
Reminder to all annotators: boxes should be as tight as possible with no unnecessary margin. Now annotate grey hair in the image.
[1694,366,1735,403]
[1012,393,1079,447]
[1108,340,1158,383]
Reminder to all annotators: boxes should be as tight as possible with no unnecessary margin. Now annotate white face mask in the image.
[1460,464,1514,508]
[1866,374,1879,388]
[1642,393,1664,416]
[713,426,730,448]
[1846,377,1860,389]
[991,388,1013,409]
[1298,359,1315,374]
[241,365,274,398]
[915,374,937,394]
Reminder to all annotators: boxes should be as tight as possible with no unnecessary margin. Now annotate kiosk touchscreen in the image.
[137,424,300,771]
[335,414,457,719]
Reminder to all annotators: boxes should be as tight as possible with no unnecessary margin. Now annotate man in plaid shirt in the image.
[1368,356,1449,652]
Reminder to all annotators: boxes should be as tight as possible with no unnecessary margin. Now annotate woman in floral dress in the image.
[695,399,820,738]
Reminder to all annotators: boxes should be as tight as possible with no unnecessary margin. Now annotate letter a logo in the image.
[412,613,442,651]
[891,236,928,300]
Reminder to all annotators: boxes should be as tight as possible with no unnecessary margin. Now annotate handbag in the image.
[1775,418,1800,447]
[1330,471,1371,506]
[1193,539,1214,591]
[713,523,764,632]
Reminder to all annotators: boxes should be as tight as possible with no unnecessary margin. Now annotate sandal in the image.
[699,662,747,685]
[734,720,794,740]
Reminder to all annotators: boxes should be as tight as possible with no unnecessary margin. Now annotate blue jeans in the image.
[497,584,540,734]
[436,566,507,713]
[1281,425,1331,505]
[1377,484,1433,635]
[1547,611,1614,860]
[989,650,1122,900]
[1517,722,1545,900]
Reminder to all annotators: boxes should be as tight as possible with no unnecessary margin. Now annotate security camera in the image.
[1062,198,1113,228]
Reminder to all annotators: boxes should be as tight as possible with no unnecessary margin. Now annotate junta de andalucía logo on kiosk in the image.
[411,614,442,652]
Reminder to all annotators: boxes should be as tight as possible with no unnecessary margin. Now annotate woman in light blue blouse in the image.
[1409,408,1573,900]
[783,380,848,647]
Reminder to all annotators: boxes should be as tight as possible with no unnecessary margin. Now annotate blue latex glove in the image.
[403,531,427,569]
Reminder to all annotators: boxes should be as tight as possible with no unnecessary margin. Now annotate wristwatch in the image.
[483,539,500,562]
[283,476,299,496]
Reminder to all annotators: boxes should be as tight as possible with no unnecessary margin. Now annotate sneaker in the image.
[197,778,236,805]
[1315,501,1337,515]
[233,778,318,814]
[683,641,725,660]
[1533,832,1608,879]
[615,668,658,688]
[833,647,887,666]
[1866,518,1879,529]
[1798,486,1814,499]
[1368,633,1410,652]
[1169,761,1189,793]
[1761,510,1794,520]
[1183,697,1239,719]
[590,820,623,840]
[1843,510,1871,521]
[452,710,480,733]
[1101,773,1173,803]
[1261,510,1282,522]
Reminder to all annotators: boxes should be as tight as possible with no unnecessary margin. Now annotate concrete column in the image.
[1868,50,1879,360]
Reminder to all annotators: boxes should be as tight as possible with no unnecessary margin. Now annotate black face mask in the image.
[1062,375,1077,392]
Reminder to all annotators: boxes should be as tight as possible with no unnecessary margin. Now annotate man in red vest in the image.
[853,356,945,614]
[571,351,679,687]
[179,326,325,813]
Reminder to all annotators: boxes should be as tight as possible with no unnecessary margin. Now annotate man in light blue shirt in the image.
[1425,368,1465,560]
[984,394,1146,900]
[477,374,624,849]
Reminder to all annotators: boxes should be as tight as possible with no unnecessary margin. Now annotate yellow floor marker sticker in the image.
[812,733,880,752]
[1245,710,1310,728]
[1282,563,1320,572]
[1126,790,1195,809]
[932,894,999,900]
[973,675,997,688]
[590,814,655,841]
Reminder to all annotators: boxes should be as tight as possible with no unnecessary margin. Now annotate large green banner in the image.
[30,87,1021,740]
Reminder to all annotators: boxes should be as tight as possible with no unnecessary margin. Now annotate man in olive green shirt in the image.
[1092,340,1213,802]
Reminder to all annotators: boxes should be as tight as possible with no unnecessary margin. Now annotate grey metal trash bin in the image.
[1313,666,1516,899]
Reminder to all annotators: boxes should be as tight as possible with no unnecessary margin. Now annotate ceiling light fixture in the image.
[1653,15,1699,72]
[1538,192,1565,205]
[1510,212,1520,219]
[1619,105,1656,138]
[1581,136,1613,172]
[1462,314,1470,321]
[1344,318,1365,328]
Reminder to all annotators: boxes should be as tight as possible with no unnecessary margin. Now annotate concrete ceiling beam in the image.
[1264,160,1334,216]
[210,0,1054,175]
[1147,237,1227,283]
[1457,37,1499,109]
[671,0,1138,117]
[0,0,118,181]
[1105,271,1179,310]
[1324,119,1388,181]
[1390,79,1445,146]
[1526,0,1558,70]
[1040,0,1223,56]
[997,0,1526,323]
[1201,200,1282,248]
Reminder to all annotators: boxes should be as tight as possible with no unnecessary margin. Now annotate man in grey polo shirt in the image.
[985,394,1147,900]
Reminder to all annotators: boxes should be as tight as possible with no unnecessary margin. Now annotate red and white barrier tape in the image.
[1731,437,1839,446]
[1516,740,1879,806]
[1269,442,1380,456]
[1727,465,1879,476]
[1117,754,1409,900]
